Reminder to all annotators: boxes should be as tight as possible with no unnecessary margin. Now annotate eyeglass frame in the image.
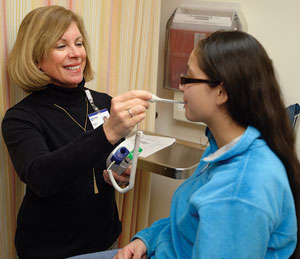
[180,74,221,87]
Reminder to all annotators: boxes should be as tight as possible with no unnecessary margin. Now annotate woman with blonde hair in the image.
[2,5,151,258]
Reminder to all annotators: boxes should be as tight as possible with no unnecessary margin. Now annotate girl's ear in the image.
[216,83,228,106]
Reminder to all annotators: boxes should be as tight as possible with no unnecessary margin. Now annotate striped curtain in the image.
[0,0,161,258]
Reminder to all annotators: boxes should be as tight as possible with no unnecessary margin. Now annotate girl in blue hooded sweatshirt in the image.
[114,31,300,259]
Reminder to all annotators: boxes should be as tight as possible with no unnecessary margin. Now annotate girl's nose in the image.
[179,83,185,92]
[179,74,185,92]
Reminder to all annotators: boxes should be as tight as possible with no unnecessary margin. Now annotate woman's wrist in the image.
[102,122,121,145]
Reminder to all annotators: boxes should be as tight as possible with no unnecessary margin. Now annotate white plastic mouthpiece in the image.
[149,95,186,104]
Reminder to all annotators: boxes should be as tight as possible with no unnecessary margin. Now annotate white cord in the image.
[107,128,143,193]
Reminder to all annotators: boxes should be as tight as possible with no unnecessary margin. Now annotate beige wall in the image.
[149,0,300,225]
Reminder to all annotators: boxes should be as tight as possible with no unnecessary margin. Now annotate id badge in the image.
[88,108,110,129]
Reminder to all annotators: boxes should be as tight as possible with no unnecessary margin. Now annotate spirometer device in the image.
[106,95,185,193]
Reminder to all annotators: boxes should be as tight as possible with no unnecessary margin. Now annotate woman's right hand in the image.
[103,90,152,145]
[114,239,147,259]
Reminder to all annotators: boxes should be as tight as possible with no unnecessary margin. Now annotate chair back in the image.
[287,103,300,132]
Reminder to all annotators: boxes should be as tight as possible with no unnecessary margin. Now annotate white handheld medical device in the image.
[106,146,132,176]
[107,94,185,193]
[107,130,143,193]
[106,138,143,176]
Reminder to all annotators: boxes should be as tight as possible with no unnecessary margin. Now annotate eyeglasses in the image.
[180,75,221,86]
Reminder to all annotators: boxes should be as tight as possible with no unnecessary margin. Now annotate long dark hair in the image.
[195,30,300,258]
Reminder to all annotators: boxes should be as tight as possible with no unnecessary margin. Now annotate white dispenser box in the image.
[164,2,246,91]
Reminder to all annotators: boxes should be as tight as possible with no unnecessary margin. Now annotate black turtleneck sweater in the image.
[1,80,122,258]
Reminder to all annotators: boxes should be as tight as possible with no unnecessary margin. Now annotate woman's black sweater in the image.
[1,80,122,258]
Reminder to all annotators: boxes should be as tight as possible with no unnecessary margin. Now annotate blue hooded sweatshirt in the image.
[134,126,297,258]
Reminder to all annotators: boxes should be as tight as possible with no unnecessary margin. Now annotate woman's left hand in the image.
[103,166,131,186]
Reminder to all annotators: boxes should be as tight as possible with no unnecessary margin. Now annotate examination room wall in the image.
[149,0,300,225]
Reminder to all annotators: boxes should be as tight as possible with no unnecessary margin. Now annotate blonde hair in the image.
[7,5,94,92]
